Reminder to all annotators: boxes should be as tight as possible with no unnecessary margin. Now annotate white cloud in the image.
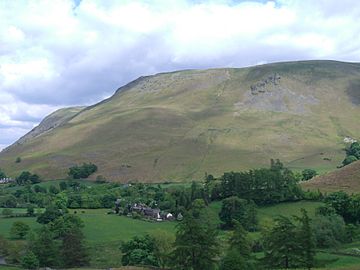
[0,0,360,148]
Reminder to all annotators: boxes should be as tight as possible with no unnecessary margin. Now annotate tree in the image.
[150,229,175,268]
[324,191,352,223]
[263,216,300,269]
[68,163,98,179]
[270,158,284,171]
[297,209,315,269]
[347,142,360,159]
[30,226,59,267]
[342,155,358,166]
[229,222,251,257]
[172,200,219,270]
[0,235,9,257]
[219,196,257,230]
[2,208,13,217]
[59,181,68,191]
[54,192,68,210]
[29,174,41,184]
[6,241,23,264]
[219,163,302,205]
[50,214,84,239]
[121,235,158,267]
[220,222,255,270]
[10,221,30,239]
[16,171,41,185]
[220,249,248,270]
[21,251,39,270]
[61,228,89,268]
[312,214,346,248]
[302,169,317,181]
[16,171,31,185]
[0,168,6,179]
[27,205,35,216]
[37,205,63,224]
[15,157,21,163]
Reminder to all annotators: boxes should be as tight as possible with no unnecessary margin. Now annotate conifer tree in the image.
[297,209,316,269]
[172,199,219,270]
[61,228,89,268]
[220,221,255,270]
[263,216,300,269]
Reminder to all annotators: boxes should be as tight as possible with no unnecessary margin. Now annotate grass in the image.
[0,208,176,268]
[0,266,22,270]
[0,209,176,243]
[315,252,360,269]
[302,160,360,193]
[0,216,40,238]
[72,209,176,243]
[2,201,360,269]
[257,200,324,220]
[1,61,360,182]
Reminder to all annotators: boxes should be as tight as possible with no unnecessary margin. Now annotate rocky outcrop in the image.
[235,73,318,115]
[250,73,281,95]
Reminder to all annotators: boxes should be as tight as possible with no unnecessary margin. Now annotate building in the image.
[0,178,14,184]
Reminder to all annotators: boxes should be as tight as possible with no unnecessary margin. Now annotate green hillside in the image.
[1,60,360,182]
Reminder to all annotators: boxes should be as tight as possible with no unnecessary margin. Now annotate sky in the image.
[1,0,360,150]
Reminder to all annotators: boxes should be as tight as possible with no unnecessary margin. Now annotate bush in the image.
[21,251,39,270]
[2,208,13,217]
[121,235,158,267]
[342,155,358,166]
[312,215,347,248]
[10,221,30,239]
[16,171,41,185]
[219,196,257,230]
[302,169,317,181]
[68,163,98,179]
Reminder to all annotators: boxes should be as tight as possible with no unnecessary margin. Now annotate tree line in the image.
[0,204,88,269]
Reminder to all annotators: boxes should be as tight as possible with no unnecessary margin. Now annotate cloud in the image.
[0,0,360,149]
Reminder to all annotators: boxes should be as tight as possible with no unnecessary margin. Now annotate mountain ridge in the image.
[1,60,360,182]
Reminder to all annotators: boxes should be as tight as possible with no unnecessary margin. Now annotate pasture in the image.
[1,201,360,269]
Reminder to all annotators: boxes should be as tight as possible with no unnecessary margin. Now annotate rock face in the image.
[250,73,281,95]
[1,60,360,182]
[235,73,318,115]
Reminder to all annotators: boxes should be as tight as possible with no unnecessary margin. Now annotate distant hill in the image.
[1,60,360,182]
[302,160,360,193]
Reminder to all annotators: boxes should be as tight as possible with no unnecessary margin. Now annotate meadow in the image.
[2,200,360,269]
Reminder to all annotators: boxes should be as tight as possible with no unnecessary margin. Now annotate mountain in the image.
[10,106,86,147]
[1,60,360,182]
[302,160,360,193]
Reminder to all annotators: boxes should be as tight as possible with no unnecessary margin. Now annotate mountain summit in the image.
[1,60,360,182]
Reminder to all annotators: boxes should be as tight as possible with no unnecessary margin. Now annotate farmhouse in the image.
[130,203,161,220]
[0,178,14,184]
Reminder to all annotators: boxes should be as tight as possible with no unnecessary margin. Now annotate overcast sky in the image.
[1,0,360,150]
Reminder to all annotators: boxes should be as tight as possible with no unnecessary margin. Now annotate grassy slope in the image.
[302,160,360,193]
[1,61,360,182]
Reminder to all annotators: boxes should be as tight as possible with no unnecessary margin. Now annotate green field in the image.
[257,201,324,220]
[316,252,360,269]
[73,209,176,243]
[0,208,176,268]
[2,201,360,269]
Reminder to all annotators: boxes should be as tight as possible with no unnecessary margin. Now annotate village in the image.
[114,199,182,222]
